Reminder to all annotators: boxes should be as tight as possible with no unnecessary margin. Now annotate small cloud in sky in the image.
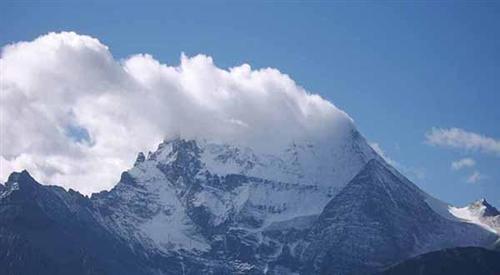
[425,127,500,156]
[466,171,482,184]
[451,158,475,171]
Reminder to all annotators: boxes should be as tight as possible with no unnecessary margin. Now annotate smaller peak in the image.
[148,138,201,163]
[469,198,499,217]
[471,198,489,207]
[476,198,487,204]
[157,137,197,150]
[162,138,199,153]
[134,152,146,166]
[7,170,35,183]
[2,170,41,198]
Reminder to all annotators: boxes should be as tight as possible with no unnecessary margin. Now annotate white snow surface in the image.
[94,162,210,253]
[92,134,498,256]
[197,133,374,188]
[449,200,500,235]
[173,132,375,227]
[425,195,500,238]
[94,132,377,253]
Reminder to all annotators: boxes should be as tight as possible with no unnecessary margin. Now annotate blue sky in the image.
[1,2,499,206]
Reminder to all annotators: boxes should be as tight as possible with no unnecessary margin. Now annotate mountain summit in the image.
[449,198,500,235]
[1,137,498,274]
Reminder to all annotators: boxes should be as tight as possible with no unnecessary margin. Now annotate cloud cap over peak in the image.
[0,32,354,194]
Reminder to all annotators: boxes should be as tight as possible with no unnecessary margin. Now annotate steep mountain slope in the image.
[380,247,500,275]
[0,171,151,275]
[1,136,498,274]
[91,132,376,254]
[300,159,497,275]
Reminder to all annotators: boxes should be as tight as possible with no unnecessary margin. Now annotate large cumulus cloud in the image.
[0,32,353,194]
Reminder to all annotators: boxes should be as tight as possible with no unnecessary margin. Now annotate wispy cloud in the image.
[451,158,475,171]
[466,171,482,184]
[425,127,500,156]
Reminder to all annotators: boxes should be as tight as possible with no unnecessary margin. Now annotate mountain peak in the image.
[449,197,500,235]
[303,158,497,274]
[473,198,490,207]
[134,152,146,166]
[7,169,33,182]
[469,198,500,217]
[1,138,499,274]
[1,170,43,201]
[5,170,40,190]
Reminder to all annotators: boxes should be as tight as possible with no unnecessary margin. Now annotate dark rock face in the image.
[380,247,500,275]
[0,141,498,275]
[474,199,500,217]
[0,171,150,275]
[301,160,497,275]
[156,139,203,183]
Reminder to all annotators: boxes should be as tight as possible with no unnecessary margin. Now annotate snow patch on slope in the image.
[140,207,210,252]
[94,163,210,253]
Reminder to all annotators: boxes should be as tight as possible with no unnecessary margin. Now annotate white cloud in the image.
[0,32,353,194]
[466,171,482,184]
[425,127,500,156]
[451,158,476,171]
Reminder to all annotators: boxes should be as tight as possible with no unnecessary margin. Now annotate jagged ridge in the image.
[0,137,498,274]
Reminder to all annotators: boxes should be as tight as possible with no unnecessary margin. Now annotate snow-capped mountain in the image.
[449,199,500,234]
[91,130,375,254]
[1,131,499,274]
